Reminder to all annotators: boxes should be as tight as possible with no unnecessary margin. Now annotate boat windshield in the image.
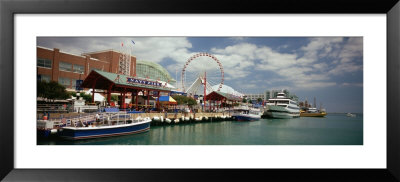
[249,111,259,115]
[277,101,289,104]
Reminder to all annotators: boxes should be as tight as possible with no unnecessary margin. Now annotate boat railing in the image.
[38,111,150,128]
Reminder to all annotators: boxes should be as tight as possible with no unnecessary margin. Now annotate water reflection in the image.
[38,114,363,145]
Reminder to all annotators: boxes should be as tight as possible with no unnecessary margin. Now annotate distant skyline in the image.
[37,37,363,113]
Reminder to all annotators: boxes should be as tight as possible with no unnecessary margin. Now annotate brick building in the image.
[37,46,136,90]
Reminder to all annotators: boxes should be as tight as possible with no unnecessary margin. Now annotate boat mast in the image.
[313,97,316,108]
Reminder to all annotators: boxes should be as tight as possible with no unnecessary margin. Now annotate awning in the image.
[159,96,177,105]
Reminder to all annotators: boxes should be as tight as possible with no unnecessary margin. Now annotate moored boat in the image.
[231,106,261,121]
[37,118,69,138]
[300,107,327,117]
[59,113,151,140]
[264,92,300,119]
[300,112,327,117]
[346,113,356,117]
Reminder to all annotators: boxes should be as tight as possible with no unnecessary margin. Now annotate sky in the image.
[37,37,363,113]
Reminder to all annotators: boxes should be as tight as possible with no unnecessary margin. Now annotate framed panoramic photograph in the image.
[1,0,400,181]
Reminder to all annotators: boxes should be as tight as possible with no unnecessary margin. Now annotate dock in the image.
[37,111,233,128]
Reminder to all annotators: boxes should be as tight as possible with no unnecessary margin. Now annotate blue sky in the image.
[37,37,363,113]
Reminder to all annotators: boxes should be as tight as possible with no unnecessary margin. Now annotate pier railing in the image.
[37,111,232,128]
[37,103,70,113]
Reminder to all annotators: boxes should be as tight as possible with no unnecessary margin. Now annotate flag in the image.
[121,42,123,47]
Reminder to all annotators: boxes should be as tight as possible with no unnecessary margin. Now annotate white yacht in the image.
[264,92,300,119]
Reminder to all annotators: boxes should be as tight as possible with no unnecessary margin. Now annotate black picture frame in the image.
[1,0,399,181]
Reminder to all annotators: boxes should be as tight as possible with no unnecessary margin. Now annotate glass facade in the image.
[73,64,84,74]
[136,61,176,85]
[59,62,72,72]
[37,58,52,68]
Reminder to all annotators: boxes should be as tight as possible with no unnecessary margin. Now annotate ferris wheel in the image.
[181,52,224,96]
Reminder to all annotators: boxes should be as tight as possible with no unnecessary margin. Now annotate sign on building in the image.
[75,80,83,90]
[126,78,162,87]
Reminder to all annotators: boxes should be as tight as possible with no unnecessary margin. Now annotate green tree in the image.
[171,95,197,106]
[186,97,197,106]
[69,91,94,103]
[80,92,93,103]
[37,80,48,98]
[242,98,247,103]
[257,98,262,103]
[37,80,70,102]
[111,95,119,102]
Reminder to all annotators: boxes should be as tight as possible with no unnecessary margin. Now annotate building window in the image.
[58,77,70,88]
[71,78,77,88]
[73,64,84,74]
[59,62,72,72]
[38,74,51,82]
[42,75,51,82]
[37,58,52,68]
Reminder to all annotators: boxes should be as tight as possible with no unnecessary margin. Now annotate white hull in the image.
[267,111,300,119]
[266,105,300,119]
[266,92,300,119]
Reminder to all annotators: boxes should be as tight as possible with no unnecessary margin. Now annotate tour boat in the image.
[59,113,151,140]
[264,92,300,119]
[231,106,261,121]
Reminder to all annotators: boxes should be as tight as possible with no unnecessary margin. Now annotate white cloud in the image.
[341,82,363,87]
[37,37,362,92]
[295,81,337,89]
[132,37,192,63]
[212,38,361,91]
[313,63,328,70]
[338,37,363,63]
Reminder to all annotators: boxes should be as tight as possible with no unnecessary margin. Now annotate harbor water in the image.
[38,113,362,145]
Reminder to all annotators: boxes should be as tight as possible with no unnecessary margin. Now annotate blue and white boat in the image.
[231,107,261,121]
[59,113,151,140]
